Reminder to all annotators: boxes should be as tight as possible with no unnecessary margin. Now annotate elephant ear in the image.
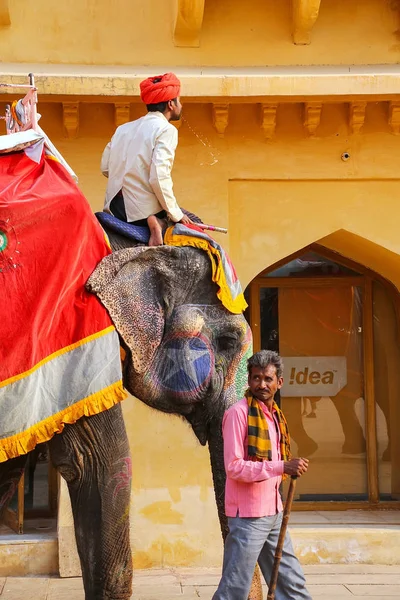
[87,246,167,375]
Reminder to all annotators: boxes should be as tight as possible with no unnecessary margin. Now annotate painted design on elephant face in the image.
[159,333,214,395]
[112,456,132,502]
[223,321,253,404]
[150,304,252,405]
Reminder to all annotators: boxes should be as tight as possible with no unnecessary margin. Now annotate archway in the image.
[245,242,400,510]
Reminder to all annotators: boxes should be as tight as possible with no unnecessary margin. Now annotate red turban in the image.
[140,72,181,105]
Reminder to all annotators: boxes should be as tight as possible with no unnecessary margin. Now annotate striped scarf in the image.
[246,390,291,465]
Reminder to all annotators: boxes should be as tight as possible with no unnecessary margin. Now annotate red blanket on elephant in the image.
[0,148,126,462]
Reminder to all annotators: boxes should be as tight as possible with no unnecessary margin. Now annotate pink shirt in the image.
[223,397,284,517]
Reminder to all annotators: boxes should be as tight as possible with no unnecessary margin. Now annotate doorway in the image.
[247,246,400,509]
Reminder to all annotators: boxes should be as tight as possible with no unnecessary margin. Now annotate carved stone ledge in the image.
[292,0,321,45]
[212,103,229,136]
[349,102,367,134]
[389,101,400,135]
[62,103,79,139]
[0,0,11,27]
[260,104,278,139]
[174,0,206,47]
[114,103,130,128]
[304,102,322,136]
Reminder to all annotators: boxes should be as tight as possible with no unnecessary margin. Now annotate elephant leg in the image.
[0,454,28,520]
[208,420,263,600]
[48,404,132,600]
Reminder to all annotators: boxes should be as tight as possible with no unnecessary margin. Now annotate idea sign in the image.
[280,356,347,398]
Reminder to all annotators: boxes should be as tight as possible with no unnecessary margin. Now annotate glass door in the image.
[248,248,400,508]
[257,281,367,503]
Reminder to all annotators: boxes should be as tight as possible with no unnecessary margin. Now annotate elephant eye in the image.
[217,333,238,352]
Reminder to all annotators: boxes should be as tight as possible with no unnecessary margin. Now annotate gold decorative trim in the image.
[114,103,130,128]
[260,104,278,139]
[292,0,322,45]
[62,103,79,139]
[349,102,367,134]
[304,102,322,136]
[173,0,206,47]
[212,103,229,136]
[4,98,400,138]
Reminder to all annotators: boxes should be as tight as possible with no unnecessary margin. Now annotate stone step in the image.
[1,513,400,577]
[290,524,400,565]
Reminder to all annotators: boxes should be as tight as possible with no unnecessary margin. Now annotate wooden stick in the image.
[267,476,297,600]
[195,223,228,234]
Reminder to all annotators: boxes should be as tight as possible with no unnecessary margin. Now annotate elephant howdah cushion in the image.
[0,149,126,462]
[94,211,248,316]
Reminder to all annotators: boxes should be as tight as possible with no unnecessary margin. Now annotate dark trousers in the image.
[110,191,166,226]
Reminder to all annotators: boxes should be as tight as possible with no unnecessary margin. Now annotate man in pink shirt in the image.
[212,350,311,600]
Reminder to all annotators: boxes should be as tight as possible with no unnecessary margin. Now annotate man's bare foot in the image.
[147,215,164,246]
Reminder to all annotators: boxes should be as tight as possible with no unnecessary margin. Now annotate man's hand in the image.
[179,214,193,225]
[283,458,309,477]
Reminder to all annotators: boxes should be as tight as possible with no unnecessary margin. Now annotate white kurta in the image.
[101,111,184,223]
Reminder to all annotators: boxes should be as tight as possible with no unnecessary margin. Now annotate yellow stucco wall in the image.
[39,100,400,288]
[1,0,400,66]
[123,397,222,568]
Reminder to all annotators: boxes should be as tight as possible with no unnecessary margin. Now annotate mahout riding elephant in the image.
[0,224,254,600]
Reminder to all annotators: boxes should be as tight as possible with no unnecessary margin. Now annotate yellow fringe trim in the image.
[103,228,112,250]
[0,380,127,463]
[45,153,60,164]
[0,325,115,388]
[164,227,248,315]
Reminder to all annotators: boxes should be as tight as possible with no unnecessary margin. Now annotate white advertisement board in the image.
[280,356,347,398]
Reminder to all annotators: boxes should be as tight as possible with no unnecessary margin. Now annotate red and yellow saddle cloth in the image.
[0,148,126,462]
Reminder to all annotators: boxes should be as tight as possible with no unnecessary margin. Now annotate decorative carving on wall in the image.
[389,101,400,135]
[0,0,11,27]
[174,0,206,47]
[304,102,322,136]
[212,103,229,136]
[292,0,322,45]
[62,103,79,139]
[49,99,400,141]
[114,104,131,128]
[349,102,367,134]
[260,104,278,139]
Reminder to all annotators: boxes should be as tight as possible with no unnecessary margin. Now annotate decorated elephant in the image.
[85,226,254,599]
[0,148,254,599]
[0,242,252,598]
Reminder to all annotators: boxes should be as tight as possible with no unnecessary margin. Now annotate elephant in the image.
[0,222,256,600]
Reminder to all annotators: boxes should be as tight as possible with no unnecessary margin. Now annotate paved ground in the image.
[0,565,399,599]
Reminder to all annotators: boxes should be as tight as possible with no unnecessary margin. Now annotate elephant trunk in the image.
[208,418,264,600]
[208,417,229,541]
